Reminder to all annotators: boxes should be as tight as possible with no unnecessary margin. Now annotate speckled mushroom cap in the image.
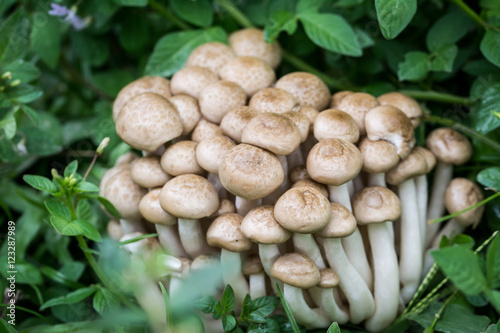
[191,118,223,143]
[289,165,310,183]
[219,144,284,200]
[336,92,379,135]
[99,154,137,196]
[107,220,124,241]
[241,113,301,155]
[385,147,427,185]
[318,268,340,288]
[116,93,182,152]
[274,186,332,233]
[186,42,236,74]
[283,111,310,142]
[220,106,259,143]
[359,138,399,173]
[365,105,415,159]
[113,76,171,121]
[219,56,276,96]
[299,106,319,130]
[243,256,264,275]
[229,28,282,69]
[249,87,297,114]
[139,188,176,225]
[206,213,252,252]
[426,128,472,165]
[271,253,321,289]
[191,254,220,271]
[415,146,436,173]
[240,205,291,244]
[316,202,357,238]
[330,91,353,108]
[444,178,484,228]
[170,66,219,99]
[196,135,236,174]
[291,179,328,198]
[352,186,401,225]
[314,109,359,143]
[131,156,171,188]
[275,72,331,111]
[161,140,204,176]
[199,81,247,124]
[306,138,363,186]
[212,198,236,218]
[168,95,202,136]
[159,174,219,219]
[378,92,422,128]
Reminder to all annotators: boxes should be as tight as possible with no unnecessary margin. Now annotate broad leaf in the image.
[222,314,237,331]
[375,0,417,40]
[475,84,500,134]
[30,13,61,69]
[486,234,500,288]
[171,0,212,27]
[429,44,458,72]
[426,11,474,51]
[76,199,93,222]
[3,60,40,83]
[221,284,235,313]
[74,219,102,242]
[477,167,500,191]
[93,288,120,316]
[398,51,429,81]
[98,196,121,218]
[0,9,29,66]
[50,216,84,236]
[193,295,218,314]
[20,105,40,125]
[45,199,71,220]
[327,322,341,333]
[1,111,16,140]
[64,161,78,177]
[481,29,500,68]
[486,290,500,312]
[295,0,326,13]
[264,11,298,43]
[41,286,97,310]
[23,175,57,193]
[76,181,100,193]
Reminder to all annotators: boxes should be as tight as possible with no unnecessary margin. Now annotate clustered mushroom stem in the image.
[309,287,349,324]
[367,173,386,187]
[235,197,261,216]
[353,174,365,193]
[258,243,283,292]
[248,272,267,299]
[287,147,304,172]
[120,218,145,234]
[134,279,167,333]
[283,284,331,329]
[155,224,188,257]
[207,172,228,199]
[415,174,429,251]
[178,218,210,258]
[220,249,250,306]
[293,233,327,269]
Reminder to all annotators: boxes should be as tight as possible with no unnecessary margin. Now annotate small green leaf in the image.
[171,0,212,27]
[486,290,500,312]
[481,29,500,68]
[0,9,29,66]
[429,44,458,72]
[486,234,500,288]
[247,296,280,320]
[30,13,61,69]
[76,199,93,222]
[221,284,235,313]
[0,318,17,333]
[64,161,78,177]
[264,11,298,43]
[112,0,147,6]
[1,111,16,140]
[3,60,41,83]
[426,11,474,52]
[23,174,57,193]
[275,284,301,333]
[45,198,71,220]
[41,286,97,310]
[76,181,100,193]
[7,85,43,103]
[93,288,120,316]
[118,233,157,245]
[50,216,84,236]
[397,51,429,81]
[327,322,341,333]
[74,219,102,242]
[193,295,219,314]
[478,167,500,191]
[375,0,417,40]
[475,84,500,134]
[98,196,121,218]
[222,314,237,331]
[295,0,326,13]
[20,105,40,125]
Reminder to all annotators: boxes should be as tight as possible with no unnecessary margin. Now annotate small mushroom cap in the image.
[220,106,259,143]
[306,138,363,186]
[199,81,247,124]
[291,179,328,198]
[219,56,276,96]
[170,66,219,99]
[219,144,284,200]
[386,147,427,185]
[207,213,252,252]
[196,135,237,174]
[378,92,422,128]
[243,256,264,275]
[359,138,399,173]
[352,186,401,225]
[240,205,292,244]
[107,220,124,241]
[191,118,223,143]
[289,165,310,183]
[161,140,204,176]
[168,95,202,136]
[275,72,331,111]
[365,105,415,159]
[330,91,353,108]
[318,268,340,288]
[159,174,219,219]
[316,202,357,238]
[139,188,176,225]
[299,106,319,131]
[212,198,236,218]
[229,28,282,69]
[116,93,182,152]
[242,113,301,155]
[314,109,359,143]
[418,147,437,173]
[283,111,310,142]
[131,156,171,188]
[191,254,220,271]
[186,42,235,74]
[426,128,472,165]
[113,76,171,121]
[249,87,297,114]
[271,253,321,288]
[336,92,379,135]
[274,186,332,233]
[444,178,484,228]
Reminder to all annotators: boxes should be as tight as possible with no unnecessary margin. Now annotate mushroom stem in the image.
[258,243,283,292]
[178,218,210,258]
[293,233,326,269]
[156,224,188,257]
[249,272,267,299]
[368,173,386,187]
[120,218,145,234]
[235,197,261,216]
[415,175,428,251]
[220,249,250,306]
[309,288,349,324]
[353,174,365,193]
[283,284,331,329]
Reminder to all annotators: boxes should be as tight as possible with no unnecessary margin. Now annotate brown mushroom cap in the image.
[196,135,236,174]
[220,106,259,143]
[289,165,310,183]
[271,253,321,288]
[336,92,379,135]
[241,113,301,155]
[330,91,353,108]
[314,109,359,143]
[359,138,399,174]
[352,186,401,225]
[116,93,182,152]
[219,56,276,96]
[240,205,292,244]
[113,76,171,121]
[159,174,219,219]
[131,156,171,188]
[299,106,319,130]
[219,144,284,200]
[212,198,236,218]
[385,147,427,185]
[306,138,363,186]
[139,188,176,225]
[161,140,204,176]
[207,213,252,252]
[316,202,357,238]
[283,111,310,142]
[229,28,282,69]
[191,254,220,271]
[426,128,472,165]
[275,72,331,111]
[243,256,264,275]
[249,87,297,114]
[318,268,340,288]
[415,146,436,173]
[107,220,124,241]
[274,186,332,233]
[378,92,422,128]
[168,95,202,136]
[191,118,223,143]
[444,178,484,228]
[291,179,328,198]
[170,66,219,99]
[199,81,247,124]
[186,42,236,74]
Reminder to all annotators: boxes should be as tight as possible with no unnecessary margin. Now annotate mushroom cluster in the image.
[101,28,484,332]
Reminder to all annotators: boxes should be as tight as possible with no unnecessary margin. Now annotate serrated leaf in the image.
[40,286,97,310]
[426,11,474,51]
[299,12,362,56]
[248,296,280,319]
[93,288,120,316]
[64,161,78,177]
[478,167,500,191]
[30,13,61,69]
[45,198,71,220]
[98,196,121,218]
[264,11,298,43]
[429,44,458,72]
[475,84,500,134]
[432,246,489,295]
[76,199,93,221]
[327,322,341,333]
[76,181,100,193]
[397,51,429,81]
[3,60,40,83]
[74,219,101,242]
[145,27,227,77]
[192,295,218,314]
[481,29,500,68]
[486,234,500,288]
[50,216,84,236]
[221,284,235,313]
[171,0,212,27]
[23,174,57,193]
[222,314,237,331]
[375,0,417,40]
[0,9,29,66]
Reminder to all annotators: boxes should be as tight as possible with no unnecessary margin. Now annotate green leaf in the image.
[475,84,500,134]
[74,219,102,242]
[76,199,93,222]
[98,196,121,219]
[23,175,57,193]
[355,28,375,48]
[481,29,500,68]
[71,32,110,67]
[30,13,61,69]
[171,0,212,27]
[45,199,71,220]
[429,44,458,72]
[478,167,500,191]
[3,60,40,83]
[14,261,44,285]
[41,286,97,310]
[159,282,172,329]
[60,261,86,282]
[145,27,228,77]
[0,9,29,66]
[50,216,84,236]
[193,295,219,314]
[486,290,500,312]
[296,0,326,13]
[0,318,17,333]
[299,12,362,56]
[397,51,429,81]
[247,296,280,320]
[486,234,500,288]
[375,0,417,40]
[20,105,40,125]
[93,287,120,316]
[275,283,300,333]
[222,314,237,331]
[64,161,78,177]
[7,85,43,103]
[92,70,134,98]
[76,181,100,193]
[432,246,489,295]
[112,0,147,6]
[264,11,298,43]
[327,322,341,333]
[221,284,235,313]
[0,0,15,15]
[1,110,16,140]
[426,11,474,52]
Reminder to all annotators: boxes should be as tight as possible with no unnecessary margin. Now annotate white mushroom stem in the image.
[323,238,375,324]
[156,224,187,257]
[399,180,422,303]
[309,288,349,324]
[367,173,395,243]
[207,172,228,199]
[425,162,453,246]
[249,272,267,299]
[365,222,400,332]
[220,249,250,306]
[293,233,327,269]
[287,147,304,172]
[235,197,261,216]
[134,279,166,333]
[328,183,373,289]
[347,181,355,199]
[178,218,210,258]
[259,243,283,293]
[120,218,145,234]
[415,175,429,251]
[283,284,331,329]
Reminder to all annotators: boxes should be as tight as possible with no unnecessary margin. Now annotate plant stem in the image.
[400,90,473,105]
[450,0,487,28]
[148,0,191,30]
[428,289,458,331]
[214,0,254,29]
[430,192,500,224]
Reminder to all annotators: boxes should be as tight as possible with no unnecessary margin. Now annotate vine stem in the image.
[214,0,253,29]
[450,0,487,28]
[400,90,473,106]
[148,0,191,30]
[430,192,500,224]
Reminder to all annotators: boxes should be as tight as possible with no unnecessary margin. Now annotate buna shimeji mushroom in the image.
[243,256,267,299]
[186,42,235,75]
[229,28,282,70]
[308,268,349,324]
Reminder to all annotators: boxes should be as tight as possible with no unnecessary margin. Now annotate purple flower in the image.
[48,3,90,31]
[48,3,70,17]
